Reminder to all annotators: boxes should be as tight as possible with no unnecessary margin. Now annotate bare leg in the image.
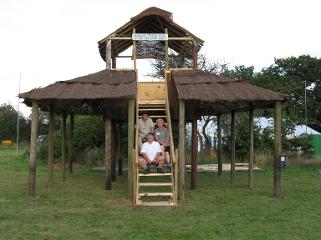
[138,157,148,169]
[166,152,170,164]
[156,155,166,167]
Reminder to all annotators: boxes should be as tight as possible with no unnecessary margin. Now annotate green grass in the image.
[1,147,321,239]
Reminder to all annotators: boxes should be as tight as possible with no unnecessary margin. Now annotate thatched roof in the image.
[170,70,288,116]
[19,69,137,118]
[98,7,204,61]
[20,69,136,101]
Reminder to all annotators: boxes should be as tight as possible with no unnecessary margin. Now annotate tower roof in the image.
[98,7,204,61]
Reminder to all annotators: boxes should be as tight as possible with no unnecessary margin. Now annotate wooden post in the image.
[27,101,39,199]
[217,115,223,177]
[68,114,74,175]
[106,40,111,69]
[192,41,197,70]
[248,107,254,190]
[47,107,54,188]
[175,148,179,203]
[165,28,169,70]
[230,111,236,184]
[112,57,116,69]
[191,117,198,190]
[105,118,112,190]
[111,121,116,181]
[62,112,67,182]
[178,99,185,201]
[117,123,122,176]
[273,101,282,197]
[127,99,135,202]
[132,29,137,70]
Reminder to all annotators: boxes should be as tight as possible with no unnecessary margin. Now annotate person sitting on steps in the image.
[138,113,154,150]
[138,132,166,174]
[154,118,170,165]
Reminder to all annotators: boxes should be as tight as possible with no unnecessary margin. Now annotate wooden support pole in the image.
[273,101,282,197]
[47,107,54,188]
[68,114,74,175]
[62,112,67,182]
[127,99,135,202]
[217,115,223,177]
[117,123,122,176]
[105,118,112,190]
[132,29,137,70]
[248,108,254,190]
[192,41,198,70]
[112,57,117,69]
[27,101,39,199]
[106,40,111,69]
[165,28,169,70]
[111,121,116,181]
[191,117,198,190]
[178,99,185,201]
[230,111,236,184]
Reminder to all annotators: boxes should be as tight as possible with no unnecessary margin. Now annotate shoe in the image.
[144,167,150,174]
[157,167,165,174]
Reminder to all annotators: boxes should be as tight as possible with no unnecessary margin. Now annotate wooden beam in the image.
[47,106,54,188]
[112,57,117,69]
[248,108,254,190]
[132,29,137,70]
[62,112,67,182]
[174,148,179,203]
[27,101,39,199]
[106,36,194,41]
[127,99,135,202]
[191,117,198,190]
[217,115,223,177]
[192,41,197,70]
[105,118,112,190]
[231,111,236,184]
[178,99,185,201]
[273,101,282,197]
[106,40,111,69]
[111,121,116,182]
[68,114,74,175]
[117,123,122,176]
[165,28,169,70]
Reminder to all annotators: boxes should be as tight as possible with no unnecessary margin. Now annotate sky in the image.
[1,0,321,117]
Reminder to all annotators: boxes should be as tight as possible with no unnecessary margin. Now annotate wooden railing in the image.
[164,70,178,203]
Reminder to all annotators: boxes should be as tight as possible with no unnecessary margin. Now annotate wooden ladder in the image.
[134,80,178,207]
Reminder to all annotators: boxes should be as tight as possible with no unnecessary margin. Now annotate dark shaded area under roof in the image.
[19,69,137,118]
[98,7,204,61]
[168,70,288,119]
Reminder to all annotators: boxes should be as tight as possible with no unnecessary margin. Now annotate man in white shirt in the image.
[138,132,166,173]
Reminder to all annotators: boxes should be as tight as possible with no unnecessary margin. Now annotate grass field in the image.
[1,147,321,239]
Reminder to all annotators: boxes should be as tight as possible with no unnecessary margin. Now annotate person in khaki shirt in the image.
[138,113,154,149]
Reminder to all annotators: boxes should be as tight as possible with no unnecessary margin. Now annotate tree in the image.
[0,104,30,143]
[252,55,321,132]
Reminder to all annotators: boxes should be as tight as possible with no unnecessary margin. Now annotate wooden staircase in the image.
[134,82,178,207]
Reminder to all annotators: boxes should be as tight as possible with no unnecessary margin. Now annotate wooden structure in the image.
[20,7,287,205]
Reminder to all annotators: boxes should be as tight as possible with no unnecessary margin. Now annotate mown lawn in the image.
[0,147,321,240]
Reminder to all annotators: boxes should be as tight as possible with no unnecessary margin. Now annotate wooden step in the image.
[139,173,171,177]
[139,115,167,118]
[138,108,166,112]
[138,100,166,105]
[139,182,172,187]
[139,192,173,197]
[140,201,175,207]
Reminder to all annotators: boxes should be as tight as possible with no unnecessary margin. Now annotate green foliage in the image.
[288,135,313,155]
[0,104,30,142]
